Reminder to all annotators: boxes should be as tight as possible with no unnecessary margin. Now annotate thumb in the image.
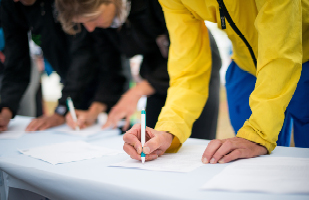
[143,135,160,155]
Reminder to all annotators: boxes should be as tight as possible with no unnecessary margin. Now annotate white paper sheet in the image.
[202,157,309,194]
[55,124,107,137]
[19,141,123,165]
[110,145,205,172]
[0,116,32,139]
[54,113,126,137]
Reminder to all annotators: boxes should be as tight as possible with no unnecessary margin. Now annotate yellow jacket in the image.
[155,0,309,153]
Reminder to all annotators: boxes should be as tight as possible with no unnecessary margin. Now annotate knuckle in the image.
[209,139,221,145]
[234,149,242,157]
[122,133,129,141]
[223,140,233,148]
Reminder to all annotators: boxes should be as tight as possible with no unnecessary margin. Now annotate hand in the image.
[0,51,5,63]
[66,109,97,130]
[0,108,12,131]
[26,113,65,131]
[201,137,267,164]
[123,124,174,161]
[102,91,141,131]
[103,81,155,131]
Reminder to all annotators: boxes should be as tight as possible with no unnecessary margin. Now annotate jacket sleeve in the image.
[236,0,302,153]
[57,27,98,109]
[155,0,212,152]
[0,0,30,118]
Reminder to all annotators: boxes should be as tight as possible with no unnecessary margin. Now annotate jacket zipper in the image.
[216,0,257,67]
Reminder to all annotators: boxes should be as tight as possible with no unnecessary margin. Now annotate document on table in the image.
[54,113,126,137]
[202,157,309,194]
[19,141,123,165]
[0,116,32,139]
[55,123,106,137]
[110,145,205,172]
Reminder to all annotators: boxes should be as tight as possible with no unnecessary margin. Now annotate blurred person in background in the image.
[56,0,222,140]
[0,0,127,132]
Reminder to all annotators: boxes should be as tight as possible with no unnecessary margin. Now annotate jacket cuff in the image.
[236,127,276,154]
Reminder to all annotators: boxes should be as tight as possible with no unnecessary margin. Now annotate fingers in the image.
[65,113,76,129]
[122,117,131,131]
[102,113,118,129]
[123,142,140,160]
[39,122,52,131]
[202,137,268,164]
[123,124,142,154]
[0,126,7,131]
[218,149,249,164]
[102,108,123,129]
[143,134,161,155]
[123,143,160,161]
[202,139,223,164]
[66,111,88,130]
[26,119,45,131]
[211,140,236,164]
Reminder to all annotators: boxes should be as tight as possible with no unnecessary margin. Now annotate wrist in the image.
[53,112,65,119]
[55,105,68,117]
[164,131,174,143]
[89,102,107,116]
[135,80,155,96]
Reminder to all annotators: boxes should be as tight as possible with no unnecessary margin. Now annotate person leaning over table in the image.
[56,0,222,140]
[120,0,309,163]
[0,0,127,131]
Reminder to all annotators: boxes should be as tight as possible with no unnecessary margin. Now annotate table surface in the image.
[1,116,309,200]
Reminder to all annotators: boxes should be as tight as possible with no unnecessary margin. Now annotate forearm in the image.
[88,102,107,116]
[133,80,155,97]
[237,0,302,153]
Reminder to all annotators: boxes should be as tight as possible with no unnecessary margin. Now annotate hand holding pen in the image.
[122,123,174,162]
[66,97,80,131]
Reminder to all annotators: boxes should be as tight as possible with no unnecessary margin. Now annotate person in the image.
[0,0,126,132]
[56,0,222,140]
[120,0,309,163]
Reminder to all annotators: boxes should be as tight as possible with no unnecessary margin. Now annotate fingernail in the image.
[202,158,209,164]
[143,146,150,154]
[210,158,216,164]
[137,146,142,154]
[218,158,225,164]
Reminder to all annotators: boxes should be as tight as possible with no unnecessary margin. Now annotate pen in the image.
[141,109,146,164]
[66,97,80,131]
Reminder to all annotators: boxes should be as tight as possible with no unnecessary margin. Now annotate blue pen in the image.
[141,109,146,163]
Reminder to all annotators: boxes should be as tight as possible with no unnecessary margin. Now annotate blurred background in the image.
[38,21,235,140]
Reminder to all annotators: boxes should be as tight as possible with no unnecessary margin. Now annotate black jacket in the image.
[0,0,126,117]
[101,0,172,95]
[70,0,220,98]
[58,27,127,112]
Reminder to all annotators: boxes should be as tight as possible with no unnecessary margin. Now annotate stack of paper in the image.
[19,141,123,165]
[202,157,309,194]
[111,145,206,172]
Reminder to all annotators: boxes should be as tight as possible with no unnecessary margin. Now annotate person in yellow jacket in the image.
[123,0,309,163]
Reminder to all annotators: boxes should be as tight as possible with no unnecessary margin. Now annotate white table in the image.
[0,116,309,200]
